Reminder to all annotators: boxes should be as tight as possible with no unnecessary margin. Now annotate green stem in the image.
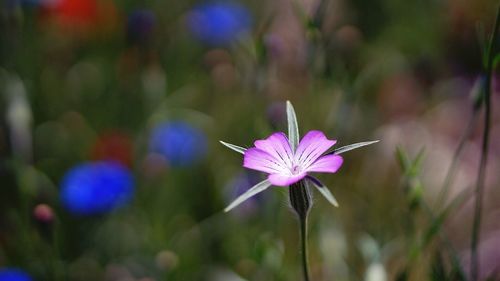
[420,202,467,280]
[289,181,312,281]
[437,110,478,205]
[300,216,311,281]
[471,4,500,281]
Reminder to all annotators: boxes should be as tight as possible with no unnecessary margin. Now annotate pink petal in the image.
[306,155,343,173]
[243,148,288,174]
[268,172,306,186]
[254,132,293,168]
[295,130,336,168]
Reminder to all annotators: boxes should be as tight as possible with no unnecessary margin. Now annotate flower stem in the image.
[420,201,467,280]
[470,4,500,281]
[300,216,311,281]
[436,110,478,205]
[289,180,312,281]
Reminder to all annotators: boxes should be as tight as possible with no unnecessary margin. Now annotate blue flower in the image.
[186,1,252,46]
[60,162,135,216]
[0,268,32,281]
[149,121,207,167]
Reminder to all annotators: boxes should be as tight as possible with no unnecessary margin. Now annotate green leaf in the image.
[224,179,272,212]
[395,146,426,178]
[396,146,410,170]
[286,101,300,152]
[430,252,447,281]
[422,188,471,248]
[408,147,426,177]
[307,177,339,207]
[331,140,379,155]
[220,141,246,155]
[493,53,500,69]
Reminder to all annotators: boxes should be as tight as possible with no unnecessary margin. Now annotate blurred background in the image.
[1,0,500,280]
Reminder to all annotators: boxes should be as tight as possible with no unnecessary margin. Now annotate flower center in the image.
[291,165,302,175]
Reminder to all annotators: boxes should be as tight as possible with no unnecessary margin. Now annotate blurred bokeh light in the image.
[60,161,134,216]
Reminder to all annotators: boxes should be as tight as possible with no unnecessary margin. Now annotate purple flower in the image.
[244,131,343,186]
[221,101,378,212]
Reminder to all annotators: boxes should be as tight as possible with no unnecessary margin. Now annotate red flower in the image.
[40,0,118,36]
[90,132,133,167]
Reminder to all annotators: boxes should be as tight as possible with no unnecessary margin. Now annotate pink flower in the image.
[243,131,343,186]
[221,101,378,212]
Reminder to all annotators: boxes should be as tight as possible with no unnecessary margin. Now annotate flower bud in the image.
[33,204,54,223]
[289,180,312,220]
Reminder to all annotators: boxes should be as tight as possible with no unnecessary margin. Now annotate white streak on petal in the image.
[244,148,288,174]
[254,132,293,168]
[268,172,306,186]
[295,131,336,168]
